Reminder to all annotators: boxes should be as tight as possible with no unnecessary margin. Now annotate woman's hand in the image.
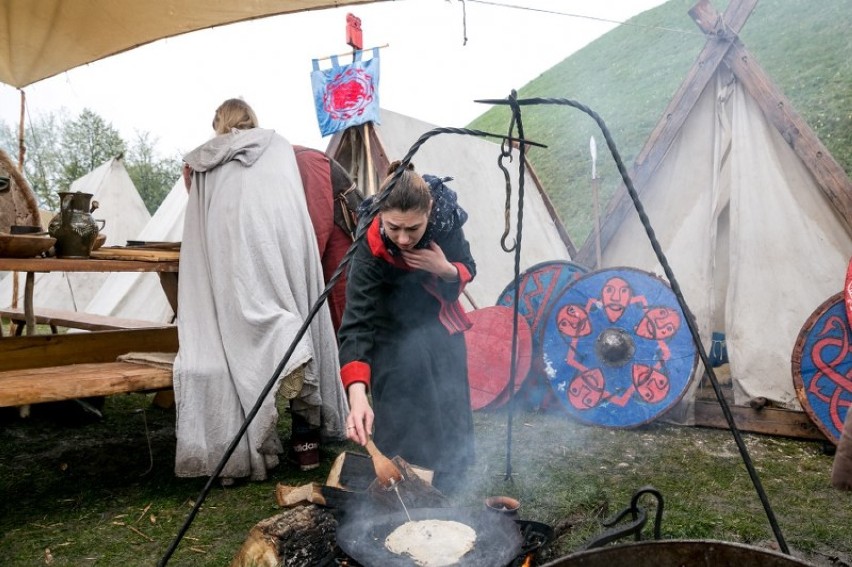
[401,242,458,281]
[346,383,374,446]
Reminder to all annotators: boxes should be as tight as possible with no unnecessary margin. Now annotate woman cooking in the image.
[339,161,476,494]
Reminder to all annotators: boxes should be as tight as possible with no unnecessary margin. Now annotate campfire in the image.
[231,451,554,567]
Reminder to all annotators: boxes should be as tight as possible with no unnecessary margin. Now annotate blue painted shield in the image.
[496,260,590,408]
[496,260,590,338]
[540,267,697,428]
[792,292,852,445]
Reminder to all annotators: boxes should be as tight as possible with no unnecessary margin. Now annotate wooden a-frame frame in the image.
[575,0,852,267]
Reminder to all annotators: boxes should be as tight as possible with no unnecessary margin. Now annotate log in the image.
[230,505,338,567]
[0,362,173,407]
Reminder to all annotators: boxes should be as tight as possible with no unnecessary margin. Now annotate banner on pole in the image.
[311,48,380,137]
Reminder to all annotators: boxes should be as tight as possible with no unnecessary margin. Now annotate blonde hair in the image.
[212,98,259,135]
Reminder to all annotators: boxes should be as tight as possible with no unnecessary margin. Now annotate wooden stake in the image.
[17,89,25,170]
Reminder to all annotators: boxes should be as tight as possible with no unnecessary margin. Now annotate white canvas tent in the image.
[574,0,852,415]
[83,110,577,323]
[84,178,187,323]
[0,156,152,311]
[327,108,579,309]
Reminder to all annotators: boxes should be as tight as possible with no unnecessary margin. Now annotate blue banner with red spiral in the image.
[311,48,380,137]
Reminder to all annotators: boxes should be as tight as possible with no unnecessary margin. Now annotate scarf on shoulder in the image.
[360,175,472,334]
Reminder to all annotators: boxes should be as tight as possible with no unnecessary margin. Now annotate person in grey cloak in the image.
[174,98,348,483]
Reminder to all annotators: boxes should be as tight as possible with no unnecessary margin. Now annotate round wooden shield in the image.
[844,256,852,329]
[791,292,852,445]
[495,260,590,408]
[465,306,533,411]
[496,260,591,337]
[540,267,697,428]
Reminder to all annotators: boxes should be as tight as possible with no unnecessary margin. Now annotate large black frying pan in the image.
[336,506,523,566]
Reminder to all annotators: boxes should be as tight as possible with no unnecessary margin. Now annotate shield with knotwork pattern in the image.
[792,292,852,445]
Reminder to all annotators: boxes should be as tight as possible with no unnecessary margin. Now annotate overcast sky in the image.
[0,0,668,159]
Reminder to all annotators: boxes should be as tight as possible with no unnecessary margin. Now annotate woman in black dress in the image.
[338,161,476,492]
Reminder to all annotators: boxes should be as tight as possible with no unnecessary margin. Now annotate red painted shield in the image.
[465,306,532,410]
[844,256,852,330]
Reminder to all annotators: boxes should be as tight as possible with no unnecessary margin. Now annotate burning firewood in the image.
[232,452,452,566]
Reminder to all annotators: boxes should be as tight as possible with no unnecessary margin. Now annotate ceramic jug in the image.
[48,191,105,258]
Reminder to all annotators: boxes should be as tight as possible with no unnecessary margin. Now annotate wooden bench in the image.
[0,306,170,336]
[0,327,178,407]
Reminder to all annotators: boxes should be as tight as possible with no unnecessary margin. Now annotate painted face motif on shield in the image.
[635,306,681,340]
[632,364,670,403]
[568,368,606,409]
[556,304,592,338]
[602,277,631,322]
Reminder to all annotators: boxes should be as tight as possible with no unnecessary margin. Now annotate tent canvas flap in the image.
[726,81,852,408]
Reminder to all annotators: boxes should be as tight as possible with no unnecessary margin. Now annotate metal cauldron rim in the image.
[540,539,817,567]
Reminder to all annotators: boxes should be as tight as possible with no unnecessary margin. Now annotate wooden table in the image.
[0,254,181,408]
[0,256,179,335]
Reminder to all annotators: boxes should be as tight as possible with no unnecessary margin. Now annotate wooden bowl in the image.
[93,233,107,250]
[0,234,56,258]
[10,225,44,235]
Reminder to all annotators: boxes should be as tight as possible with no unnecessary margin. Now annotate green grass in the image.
[2,393,850,566]
[468,0,852,249]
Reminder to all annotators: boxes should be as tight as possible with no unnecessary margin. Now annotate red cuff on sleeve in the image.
[453,262,473,286]
[341,361,371,390]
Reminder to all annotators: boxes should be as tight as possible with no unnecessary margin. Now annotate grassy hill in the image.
[468,0,852,249]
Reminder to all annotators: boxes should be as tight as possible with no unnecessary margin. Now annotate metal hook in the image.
[498,154,516,253]
[580,485,664,550]
[498,116,518,253]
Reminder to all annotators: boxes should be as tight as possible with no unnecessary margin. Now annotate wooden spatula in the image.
[366,437,403,488]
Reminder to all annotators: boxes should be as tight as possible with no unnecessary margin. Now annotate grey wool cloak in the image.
[174,127,348,481]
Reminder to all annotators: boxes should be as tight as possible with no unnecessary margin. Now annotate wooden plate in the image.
[0,233,56,258]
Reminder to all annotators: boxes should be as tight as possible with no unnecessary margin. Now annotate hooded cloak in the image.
[174,128,347,480]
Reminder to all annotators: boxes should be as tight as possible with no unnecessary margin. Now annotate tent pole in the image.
[592,176,602,268]
[8,90,27,328]
[362,123,375,196]
[17,89,25,170]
